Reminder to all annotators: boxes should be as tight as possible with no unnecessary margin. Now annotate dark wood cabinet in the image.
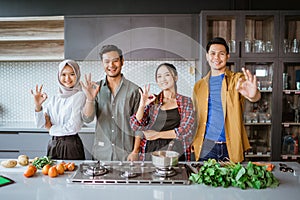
[277,11,300,162]
[200,10,300,162]
[199,10,281,161]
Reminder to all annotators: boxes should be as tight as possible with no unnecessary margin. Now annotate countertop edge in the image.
[0,121,95,133]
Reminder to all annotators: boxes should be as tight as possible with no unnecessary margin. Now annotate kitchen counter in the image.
[1,160,300,200]
[0,121,95,133]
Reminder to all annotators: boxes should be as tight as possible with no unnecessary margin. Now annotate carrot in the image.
[252,162,274,171]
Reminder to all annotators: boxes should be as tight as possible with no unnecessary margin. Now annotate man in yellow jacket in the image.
[191,37,261,163]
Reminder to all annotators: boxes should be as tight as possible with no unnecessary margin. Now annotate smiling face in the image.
[206,44,230,75]
[102,51,123,78]
[59,65,77,88]
[156,65,177,91]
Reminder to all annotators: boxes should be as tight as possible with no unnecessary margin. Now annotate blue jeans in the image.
[199,139,229,161]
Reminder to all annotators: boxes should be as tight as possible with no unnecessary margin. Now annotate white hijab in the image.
[57,59,81,98]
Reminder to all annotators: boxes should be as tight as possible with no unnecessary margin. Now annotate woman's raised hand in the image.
[139,84,156,107]
[80,73,100,101]
[30,84,48,111]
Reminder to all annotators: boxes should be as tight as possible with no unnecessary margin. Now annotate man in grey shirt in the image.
[81,45,141,161]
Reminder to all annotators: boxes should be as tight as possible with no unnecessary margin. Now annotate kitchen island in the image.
[1,160,299,200]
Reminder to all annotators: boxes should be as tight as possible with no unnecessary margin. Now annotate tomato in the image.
[56,163,65,175]
[48,166,58,178]
[28,164,37,173]
[67,162,75,171]
[42,164,51,175]
[24,167,35,178]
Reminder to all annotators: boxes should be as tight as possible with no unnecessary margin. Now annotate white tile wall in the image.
[0,60,195,122]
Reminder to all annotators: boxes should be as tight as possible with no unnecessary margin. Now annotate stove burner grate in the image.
[83,163,108,176]
[120,170,138,178]
[154,167,177,177]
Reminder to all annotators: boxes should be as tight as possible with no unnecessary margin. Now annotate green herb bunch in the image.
[189,159,280,189]
[32,156,53,169]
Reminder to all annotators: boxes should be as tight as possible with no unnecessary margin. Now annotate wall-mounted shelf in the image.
[0,16,64,61]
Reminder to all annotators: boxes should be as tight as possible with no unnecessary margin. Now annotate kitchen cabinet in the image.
[278,10,300,162]
[242,59,275,161]
[199,10,280,161]
[64,14,198,60]
[0,132,94,160]
[0,16,64,61]
[18,133,50,158]
[65,15,131,60]
[0,132,50,158]
[0,132,20,158]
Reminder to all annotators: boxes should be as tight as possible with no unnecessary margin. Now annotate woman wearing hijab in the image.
[31,59,86,160]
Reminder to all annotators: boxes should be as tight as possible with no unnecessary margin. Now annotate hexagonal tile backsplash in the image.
[0,60,195,122]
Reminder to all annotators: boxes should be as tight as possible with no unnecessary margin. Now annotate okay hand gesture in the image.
[139,84,156,107]
[80,73,101,101]
[236,68,261,102]
[30,84,48,111]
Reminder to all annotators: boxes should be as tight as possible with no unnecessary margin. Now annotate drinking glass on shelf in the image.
[283,73,288,89]
[254,40,264,53]
[228,40,236,53]
[283,39,290,54]
[265,41,273,52]
[245,40,251,53]
[291,39,299,53]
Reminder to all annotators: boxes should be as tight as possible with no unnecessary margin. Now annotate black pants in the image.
[47,134,85,160]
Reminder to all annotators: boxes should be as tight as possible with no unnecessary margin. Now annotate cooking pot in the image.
[151,150,179,168]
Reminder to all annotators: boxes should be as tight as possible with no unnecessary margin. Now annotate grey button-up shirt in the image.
[83,75,141,161]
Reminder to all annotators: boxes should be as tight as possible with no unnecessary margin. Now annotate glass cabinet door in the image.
[206,15,237,54]
[281,61,300,161]
[242,11,279,57]
[279,10,300,162]
[199,11,241,76]
[243,61,274,161]
[280,11,300,57]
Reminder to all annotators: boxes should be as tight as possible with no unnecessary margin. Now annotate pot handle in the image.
[167,140,175,151]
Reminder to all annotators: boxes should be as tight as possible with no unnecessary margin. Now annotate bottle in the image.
[294,137,299,155]
[283,73,288,89]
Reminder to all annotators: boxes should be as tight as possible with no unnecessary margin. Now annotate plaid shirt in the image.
[130,92,195,161]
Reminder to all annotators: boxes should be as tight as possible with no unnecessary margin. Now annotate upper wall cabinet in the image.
[199,10,279,76]
[64,14,198,60]
[0,16,64,61]
[64,15,131,61]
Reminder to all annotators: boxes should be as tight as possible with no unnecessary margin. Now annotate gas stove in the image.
[67,161,192,185]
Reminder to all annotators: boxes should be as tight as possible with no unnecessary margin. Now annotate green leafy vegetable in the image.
[32,156,53,169]
[189,159,280,190]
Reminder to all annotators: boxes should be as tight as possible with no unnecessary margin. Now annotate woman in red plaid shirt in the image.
[130,63,195,161]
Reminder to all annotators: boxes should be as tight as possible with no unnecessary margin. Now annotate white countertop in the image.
[1,160,300,200]
[0,121,95,133]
